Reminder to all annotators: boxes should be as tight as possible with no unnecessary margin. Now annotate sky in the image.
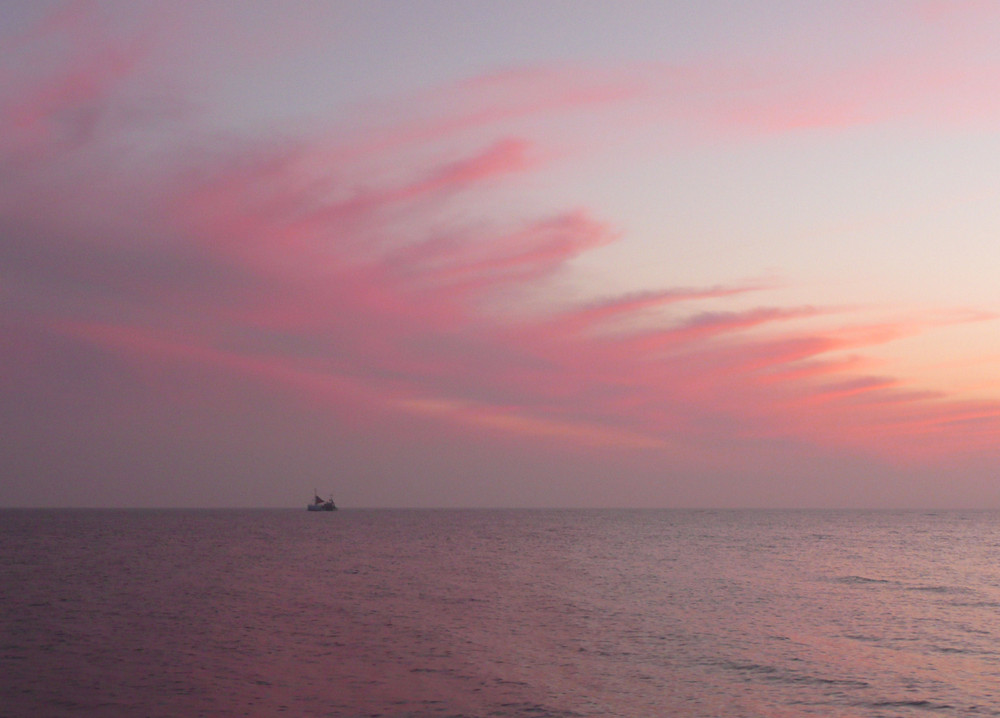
[3,1,1000,508]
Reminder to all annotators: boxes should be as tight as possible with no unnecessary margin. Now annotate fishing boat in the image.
[307,491,337,511]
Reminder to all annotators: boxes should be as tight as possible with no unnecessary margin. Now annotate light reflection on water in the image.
[3,509,1000,716]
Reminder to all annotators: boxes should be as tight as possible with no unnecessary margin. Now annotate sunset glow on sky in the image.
[3,1,1000,507]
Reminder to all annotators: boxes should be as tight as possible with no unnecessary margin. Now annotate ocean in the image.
[2,509,999,717]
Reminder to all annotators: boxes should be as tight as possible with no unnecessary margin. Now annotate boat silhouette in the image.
[307,491,337,511]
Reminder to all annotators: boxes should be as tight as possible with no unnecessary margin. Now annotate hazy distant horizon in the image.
[4,504,997,512]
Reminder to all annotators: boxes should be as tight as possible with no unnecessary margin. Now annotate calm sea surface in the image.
[2,509,1000,717]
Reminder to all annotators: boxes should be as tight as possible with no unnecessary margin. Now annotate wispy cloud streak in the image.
[3,4,1000,497]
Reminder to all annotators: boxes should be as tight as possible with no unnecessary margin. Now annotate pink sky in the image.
[3,1,1000,507]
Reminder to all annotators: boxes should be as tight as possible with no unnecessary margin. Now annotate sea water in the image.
[2,509,999,717]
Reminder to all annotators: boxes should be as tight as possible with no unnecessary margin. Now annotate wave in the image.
[864,699,955,711]
[717,660,870,689]
[906,584,972,594]
[834,575,893,585]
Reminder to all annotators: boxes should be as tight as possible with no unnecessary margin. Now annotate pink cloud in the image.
[4,17,1000,500]
[0,7,149,165]
[339,65,648,161]
[912,0,1000,24]
[417,138,538,192]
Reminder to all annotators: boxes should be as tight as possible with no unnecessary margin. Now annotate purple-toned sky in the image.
[3,1,1000,508]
